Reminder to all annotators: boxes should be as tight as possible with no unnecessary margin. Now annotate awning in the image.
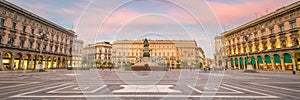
[274,54,281,64]
[284,54,292,63]
[245,57,249,64]
[240,58,244,65]
[265,55,271,64]
[251,57,256,64]
[258,56,263,64]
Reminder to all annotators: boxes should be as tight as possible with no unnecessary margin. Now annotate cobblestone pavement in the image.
[0,69,299,100]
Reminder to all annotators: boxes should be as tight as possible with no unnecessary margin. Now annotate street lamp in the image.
[37,32,48,72]
[241,34,256,72]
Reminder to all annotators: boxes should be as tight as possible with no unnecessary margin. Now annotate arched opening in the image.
[53,57,57,68]
[245,57,249,69]
[14,53,23,70]
[251,56,256,69]
[274,54,281,70]
[257,56,263,69]
[265,55,272,69]
[230,58,234,68]
[240,58,244,69]
[296,53,300,70]
[283,53,292,70]
[47,56,52,69]
[68,57,72,68]
[62,58,66,68]
[58,57,61,68]
[2,52,12,70]
[24,54,32,70]
[35,54,45,69]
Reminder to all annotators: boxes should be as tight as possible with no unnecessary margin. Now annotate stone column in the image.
[50,58,53,68]
[238,58,241,70]
[262,56,266,70]
[45,56,48,69]
[21,58,25,70]
[233,58,236,69]
[10,57,15,70]
[244,57,247,70]
[292,55,297,72]
[254,56,259,70]
[30,57,34,70]
[0,54,3,71]
[280,57,285,71]
[270,56,275,70]
[56,57,59,69]
[228,58,231,69]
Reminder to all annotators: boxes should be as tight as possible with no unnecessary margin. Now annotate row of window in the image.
[227,22,297,45]
[1,9,67,35]
[0,18,71,44]
[0,35,71,54]
[228,38,299,55]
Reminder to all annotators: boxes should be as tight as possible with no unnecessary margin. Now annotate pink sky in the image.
[7,0,298,58]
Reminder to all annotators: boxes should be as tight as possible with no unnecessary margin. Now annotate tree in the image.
[181,61,187,69]
[130,63,135,66]
[198,62,203,69]
[95,61,101,68]
[176,63,181,69]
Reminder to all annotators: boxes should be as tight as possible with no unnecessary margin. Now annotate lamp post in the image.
[37,32,48,72]
[241,34,256,72]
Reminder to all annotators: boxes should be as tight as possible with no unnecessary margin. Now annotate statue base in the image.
[127,61,165,71]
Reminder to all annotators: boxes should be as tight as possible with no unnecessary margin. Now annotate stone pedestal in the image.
[143,57,150,62]
[128,38,165,71]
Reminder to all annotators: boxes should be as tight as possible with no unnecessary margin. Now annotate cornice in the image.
[0,0,75,36]
[222,1,300,36]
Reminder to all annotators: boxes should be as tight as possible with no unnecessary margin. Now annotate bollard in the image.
[293,71,296,75]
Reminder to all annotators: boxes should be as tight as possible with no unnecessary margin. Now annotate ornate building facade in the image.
[223,1,300,71]
[82,42,112,68]
[214,36,226,68]
[0,0,76,71]
[72,38,84,68]
[112,40,205,68]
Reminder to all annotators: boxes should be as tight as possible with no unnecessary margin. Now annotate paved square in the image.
[0,70,299,100]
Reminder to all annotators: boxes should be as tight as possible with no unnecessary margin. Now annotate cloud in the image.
[207,0,297,29]
[7,0,297,59]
